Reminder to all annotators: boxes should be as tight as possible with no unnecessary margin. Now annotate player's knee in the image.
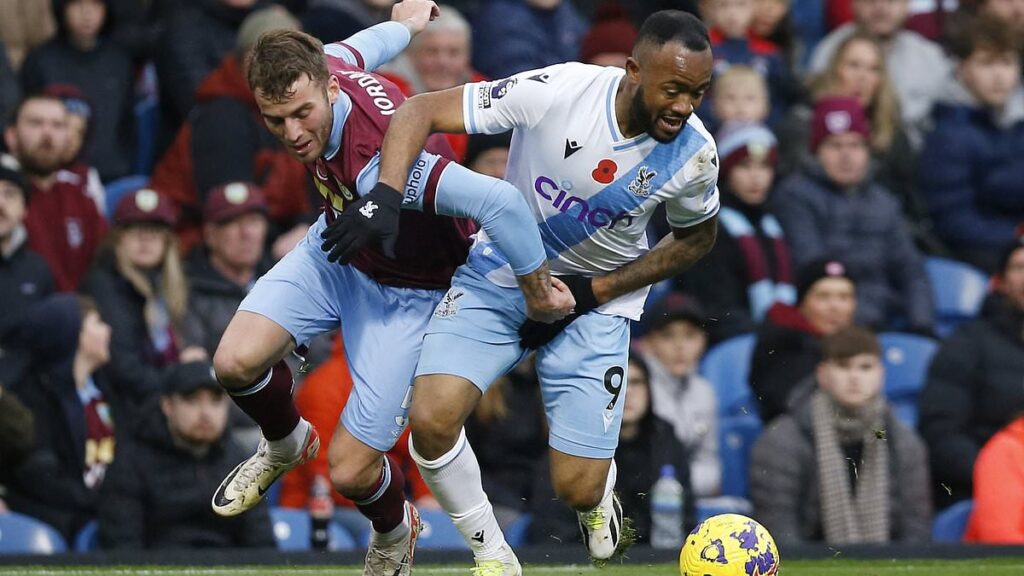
[553,477,604,511]
[212,346,263,389]
[327,457,379,499]
[408,405,460,460]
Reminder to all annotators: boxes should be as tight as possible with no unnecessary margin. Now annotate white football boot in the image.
[363,502,423,576]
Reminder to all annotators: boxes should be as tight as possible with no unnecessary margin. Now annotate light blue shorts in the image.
[415,264,631,459]
[239,215,444,452]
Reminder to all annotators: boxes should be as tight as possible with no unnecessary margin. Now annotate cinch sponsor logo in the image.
[337,70,396,116]
[534,176,633,229]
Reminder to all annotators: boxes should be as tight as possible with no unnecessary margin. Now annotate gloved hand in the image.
[518,275,600,349]
[321,182,403,263]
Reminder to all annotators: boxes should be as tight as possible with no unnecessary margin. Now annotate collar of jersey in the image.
[604,68,651,150]
[323,91,353,161]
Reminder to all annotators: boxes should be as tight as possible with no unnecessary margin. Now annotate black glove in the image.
[518,275,600,349]
[320,182,403,263]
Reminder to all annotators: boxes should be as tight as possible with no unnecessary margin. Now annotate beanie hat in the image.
[796,257,853,303]
[809,96,871,153]
[579,2,638,63]
[716,121,779,177]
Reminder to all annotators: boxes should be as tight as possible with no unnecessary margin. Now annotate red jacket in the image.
[965,417,1024,543]
[279,336,430,509]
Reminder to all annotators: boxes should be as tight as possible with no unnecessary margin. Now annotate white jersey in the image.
[462,63,720,320]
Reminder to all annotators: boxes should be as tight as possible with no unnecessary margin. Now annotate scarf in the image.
[718,206,796,321]
[811,390,890,544]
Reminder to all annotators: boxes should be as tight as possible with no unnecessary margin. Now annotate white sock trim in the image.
[408,427,467,470]
[354,456,392,506]
[228,367,274,397]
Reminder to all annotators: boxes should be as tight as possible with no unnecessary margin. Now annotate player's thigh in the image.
[337,267,445,454]
[214,311,295,386]
[535,312,631,461]
[326,420,389,497]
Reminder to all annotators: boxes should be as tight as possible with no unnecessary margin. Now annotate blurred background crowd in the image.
[1,0,1024,554]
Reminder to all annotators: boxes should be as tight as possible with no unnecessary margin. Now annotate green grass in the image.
[2,560,1024,576]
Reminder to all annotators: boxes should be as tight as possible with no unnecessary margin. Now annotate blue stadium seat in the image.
[504,513,532,547]
[932,499,973,542]
[328,521,357,551]
[0,512,67,554]
[104,175,149,216]
[416,508,469,550]
[879,332,938,429]
[74,520,99,552]
[925,257,989,337]
[699,333,759,418]
[719,414,762,498]
[271,507,311,551]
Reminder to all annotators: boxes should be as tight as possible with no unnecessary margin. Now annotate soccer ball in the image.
[678,514,779,576]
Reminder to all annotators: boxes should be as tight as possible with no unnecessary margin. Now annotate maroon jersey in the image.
[310,50,475,290]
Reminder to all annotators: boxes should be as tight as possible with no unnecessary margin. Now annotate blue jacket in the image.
[472,0,586,79]
[772,166,934,332]
[919,86,1024,255]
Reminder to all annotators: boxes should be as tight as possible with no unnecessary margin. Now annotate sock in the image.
[355,455,409,538]
[267,417,310,461]
[580,459,618,517]
[225,359,301,442]
[409,429,506,559]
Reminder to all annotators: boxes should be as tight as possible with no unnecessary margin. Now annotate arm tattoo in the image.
[517,261,553,302]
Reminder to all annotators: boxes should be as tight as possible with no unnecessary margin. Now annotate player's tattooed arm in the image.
[592,215,718,304]
[518,263,575,323]
[378,87,467,193]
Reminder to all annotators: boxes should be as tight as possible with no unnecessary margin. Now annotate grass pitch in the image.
[2,560,1024,576]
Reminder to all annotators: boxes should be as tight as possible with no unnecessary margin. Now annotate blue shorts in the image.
[239,215,444,452]
[415,264,631,459]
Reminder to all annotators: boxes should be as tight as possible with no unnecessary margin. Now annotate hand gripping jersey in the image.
[462,63,720,319]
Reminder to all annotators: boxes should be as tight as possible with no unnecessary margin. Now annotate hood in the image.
[194,55,255,106]
[981,292,1024,344]
[134,396,228,457]
[935,76,1024,129]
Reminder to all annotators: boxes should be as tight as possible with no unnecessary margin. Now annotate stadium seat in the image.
[699,333,759,418]
[925,257,989,337]
[271,507,312,551]
[0,512,67,554]
[328,522,357,551]
[104,174,149,216]
[879,332,939,429]
[932,499,974,542]
[504,513,533,547]
[416,508,469,550]
[719,414,762,498]
[73,520,99,552]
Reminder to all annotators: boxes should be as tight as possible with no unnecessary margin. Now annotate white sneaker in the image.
[363,502,422,576]
[578,491,633,563]
[471,543,522,576]
[211,423,319,517]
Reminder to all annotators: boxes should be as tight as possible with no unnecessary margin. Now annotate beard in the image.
[628,86,688,144]
[15,141,64,177]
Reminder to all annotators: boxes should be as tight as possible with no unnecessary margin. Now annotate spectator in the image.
[974,0,1024,37]
[279,335,434,542]
[42,84,105,216]
[773,97,934,333]
[919,15,1024,273]
[99,360,275,549]
[0,383,34,508]
[3,94,107,292]
[82,188,206,413]
[0,43,19,130]
[751,0,801,70]
[750,326,932,545]
[615,353,697,543]
[809,0,951,139]
[640,292,720,499]
[472,0,587,79]
[5,295,116,542]
[0,0,56,70]
[751,258,857,423]
[148,5,312,257]
[300,0,393,48]
[704,0,796,124]
[578,2,637,68]
[157,0,267,130]
[965,413,1024,543]
[918,237,1024,510]
[463,132,511,179]
[678,122,795,343]
[105,0,176,64]
[20,0,134,181]
[710,65,771,127]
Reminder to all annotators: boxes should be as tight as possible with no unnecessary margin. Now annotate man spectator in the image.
[98,360,275,549]
[919,237,1024,510]
[919,15,1024,273]
[809,0,950,139]
[471,0,587,79]
[2,94,107,292]
[772,97,934,334]
[149,5,311,256]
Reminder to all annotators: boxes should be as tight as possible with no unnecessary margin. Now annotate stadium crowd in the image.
[1,0,1024,552]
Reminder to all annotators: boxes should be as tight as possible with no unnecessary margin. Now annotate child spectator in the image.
[641,292,720,499]
[965,413,1024,543]
[678,122,795,343]
[750,326,932,545]
[711,65,771,127]
[919,15,1024,273]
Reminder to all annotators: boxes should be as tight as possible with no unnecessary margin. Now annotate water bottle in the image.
[650,464,684,549]
[310,473,334,550]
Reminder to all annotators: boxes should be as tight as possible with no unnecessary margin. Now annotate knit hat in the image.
[0,165,28,199]
[809,96,871,153]
[114,188,177,227]
[796,258,854,303]
[236,5,301,52]
[643,291,707,333]
[464,132,512,169]
[163,361,222,397]
[204,182,267,224]
[579,2,638,64]
[716,121,778,176]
